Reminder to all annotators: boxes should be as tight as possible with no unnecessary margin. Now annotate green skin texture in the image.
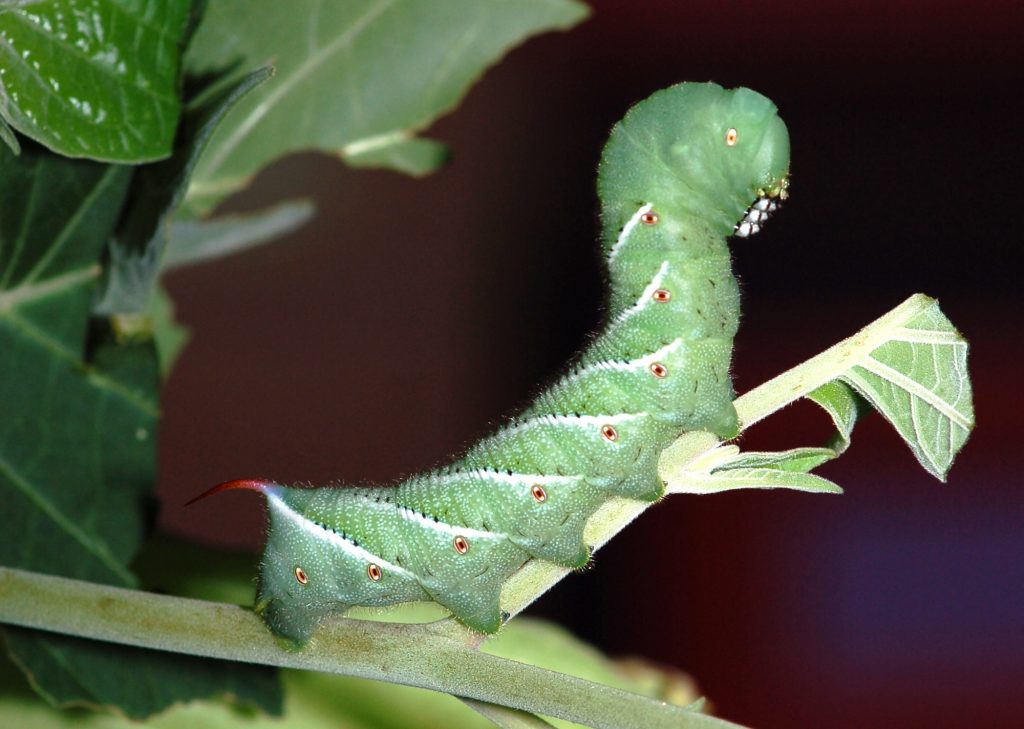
[256,82,791,643]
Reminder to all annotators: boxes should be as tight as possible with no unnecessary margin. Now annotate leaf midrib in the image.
[1,307,159,417]
[854,355,972,430]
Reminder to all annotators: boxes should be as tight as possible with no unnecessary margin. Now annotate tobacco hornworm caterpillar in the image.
[192,82,791,643]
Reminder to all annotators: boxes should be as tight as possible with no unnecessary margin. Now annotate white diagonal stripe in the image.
[611,260,671,326]
[608,203,653,263]
[514,412,646,431]
[267,492,415,578]
[422,470,578,488]
[587,338,683,374]
[393,505,499,540]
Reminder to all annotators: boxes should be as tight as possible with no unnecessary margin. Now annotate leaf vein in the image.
[0,452,134,585]
[856,355,972,430]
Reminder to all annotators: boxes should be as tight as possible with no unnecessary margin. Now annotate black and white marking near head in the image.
[734,182,788,238]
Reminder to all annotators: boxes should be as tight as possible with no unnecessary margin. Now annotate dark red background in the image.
[160,2,1021,727]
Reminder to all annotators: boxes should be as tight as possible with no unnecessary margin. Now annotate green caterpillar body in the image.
[202,83,790,643]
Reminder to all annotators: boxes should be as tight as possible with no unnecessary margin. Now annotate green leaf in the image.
[0,142,140,584]
[661,435,844,494]
[725,295,973,482]
[805,379,862,451]
[164,199,314,269]
[837,300,973,480]
[669,467,844,496]
[0,0,193,162]
[707,446,837,473]
[344,133,450,175]
[182,0,590,212]
[3,628,282,720]
[0,113,18,154]
[662,296,972,496]
[0,139,281,721]
[93,67,272,315]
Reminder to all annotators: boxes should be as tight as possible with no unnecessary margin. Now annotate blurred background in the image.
[159,2,1020,727]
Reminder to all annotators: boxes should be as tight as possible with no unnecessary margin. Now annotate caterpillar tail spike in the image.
[184,479,275,506]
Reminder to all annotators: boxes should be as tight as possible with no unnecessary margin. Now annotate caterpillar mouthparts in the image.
[734,176,789,238]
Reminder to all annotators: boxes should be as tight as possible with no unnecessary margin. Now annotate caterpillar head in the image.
[598,82,791,243]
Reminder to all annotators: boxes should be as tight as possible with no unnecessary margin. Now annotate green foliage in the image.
[0,123,282,726]
[0,1,599,724]
[661,296,972,496]
[0,1,974,728]
[181,0,589,213]
[0,0,194,162]
[163,199,314,269]
[3,627,282,719]
[0,141,142,585]
[93,67,272,315]
[661,294,973,494]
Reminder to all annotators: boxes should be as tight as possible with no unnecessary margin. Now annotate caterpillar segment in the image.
[197,82,790,643]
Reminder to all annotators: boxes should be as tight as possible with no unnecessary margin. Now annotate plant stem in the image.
[0,567,746,729]
[733,294,932,428]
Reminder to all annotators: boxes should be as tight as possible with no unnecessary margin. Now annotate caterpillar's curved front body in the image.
[205,83,790,643]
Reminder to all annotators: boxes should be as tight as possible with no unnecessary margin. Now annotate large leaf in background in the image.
[0,143,139,584]
[182,0,589,213]
[0,140,281,718]
[0,0,193,162]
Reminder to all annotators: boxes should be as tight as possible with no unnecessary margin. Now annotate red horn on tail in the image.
[184,479,274,506]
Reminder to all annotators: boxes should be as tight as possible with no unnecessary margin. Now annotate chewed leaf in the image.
[839,300,973,480]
